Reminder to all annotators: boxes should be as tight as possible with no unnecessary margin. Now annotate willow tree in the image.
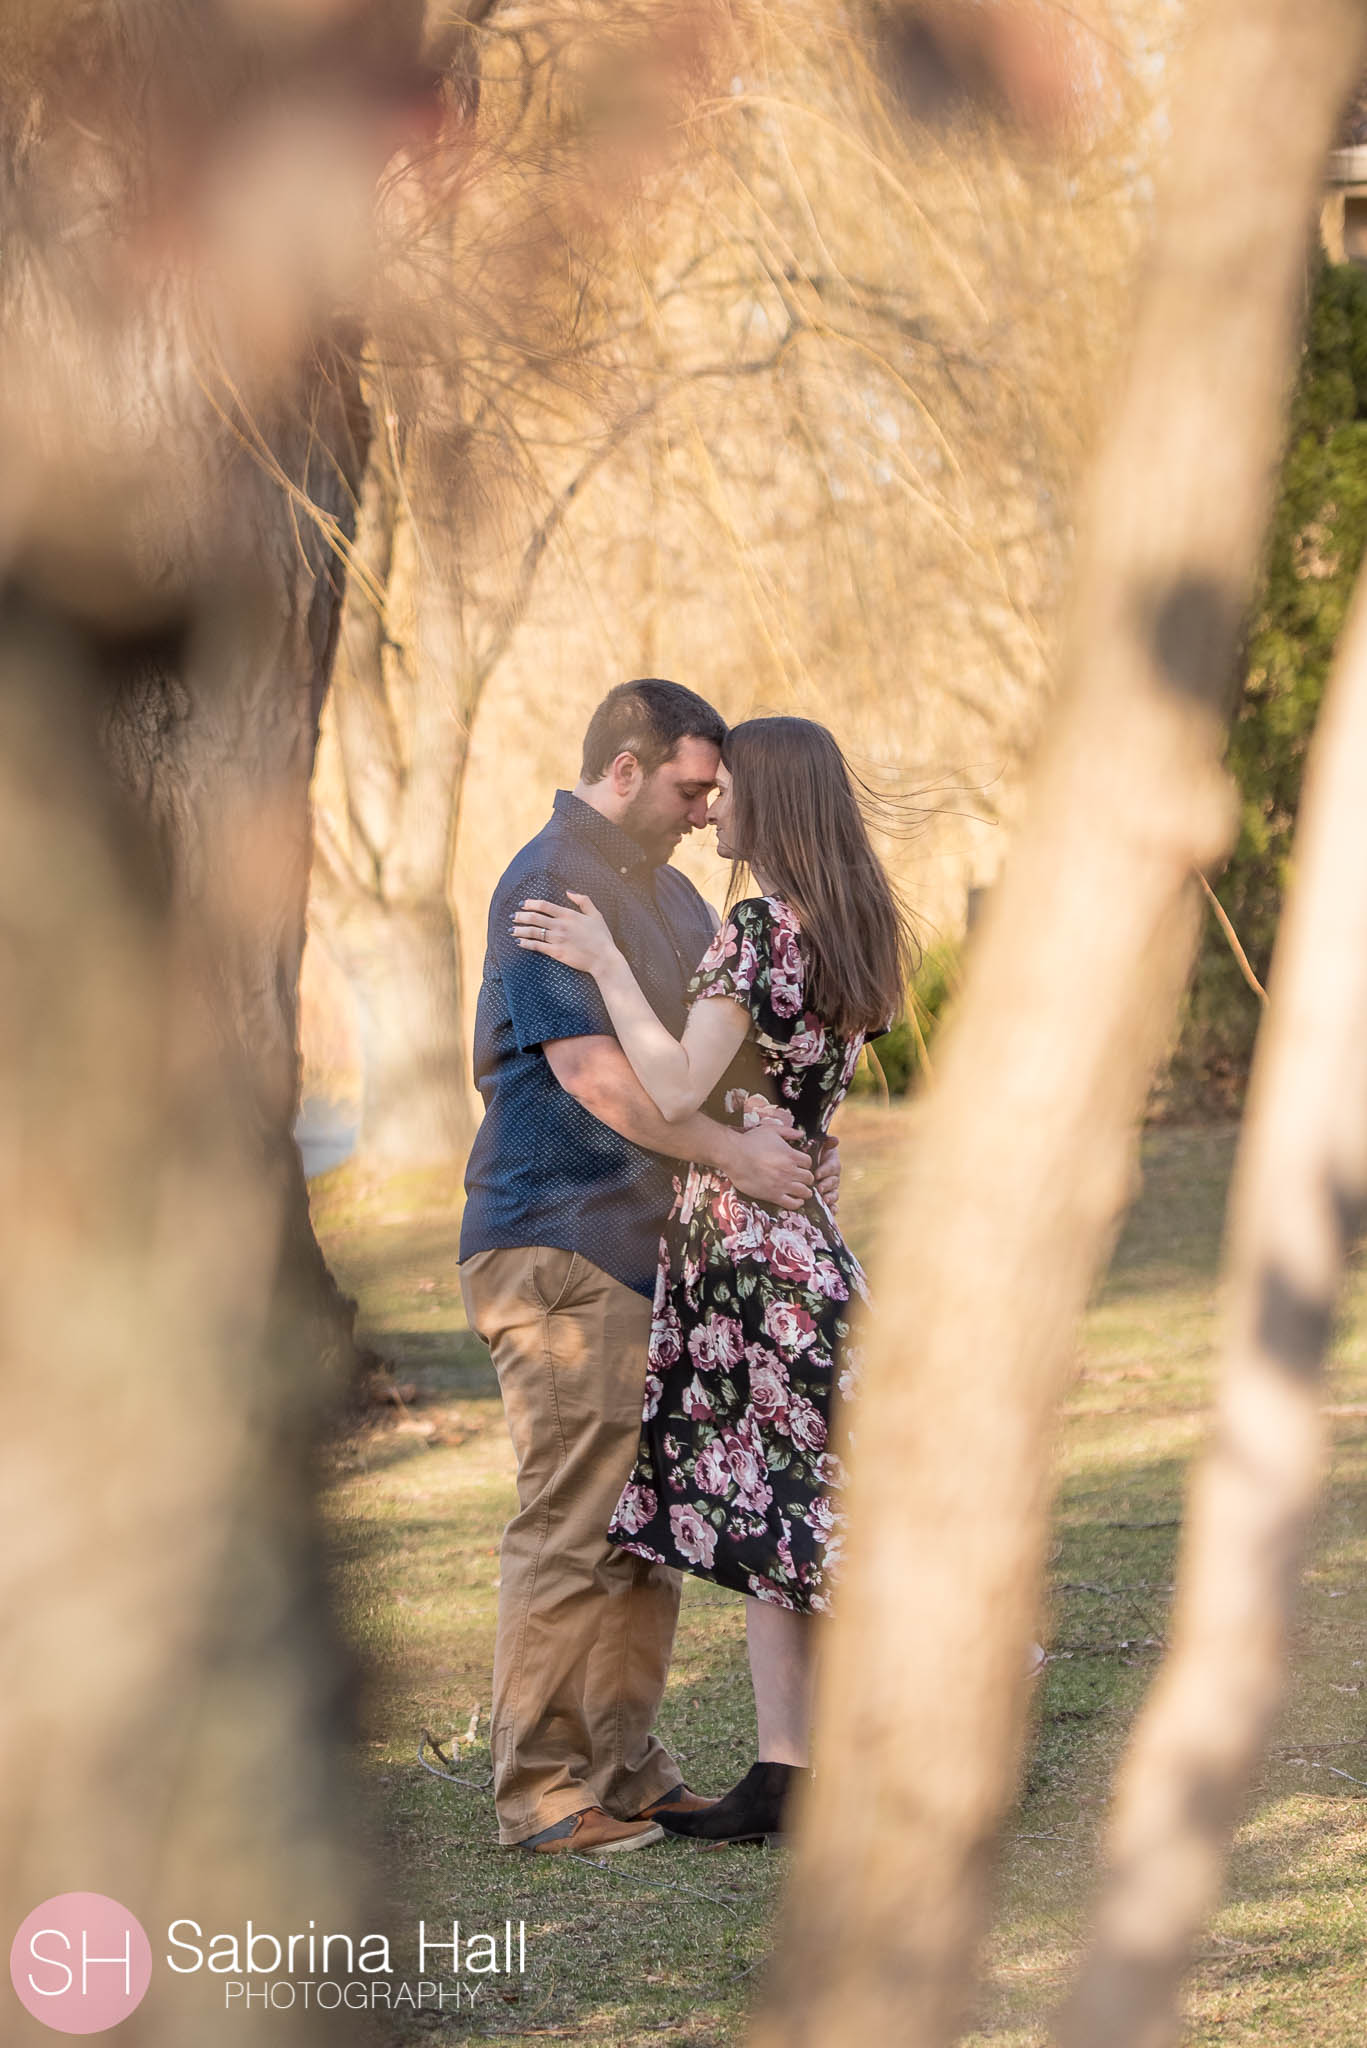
[312,0,1138,1175]
[312,0,770,1173]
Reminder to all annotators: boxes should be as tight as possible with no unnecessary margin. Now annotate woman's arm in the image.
[513,892,750,1121]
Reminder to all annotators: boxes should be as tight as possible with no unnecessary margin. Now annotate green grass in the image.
[315,1110,1367,2046]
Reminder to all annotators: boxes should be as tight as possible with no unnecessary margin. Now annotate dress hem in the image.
[609,1532,817,1616]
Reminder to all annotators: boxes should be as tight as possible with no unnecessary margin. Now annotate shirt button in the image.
[620,866,628,875]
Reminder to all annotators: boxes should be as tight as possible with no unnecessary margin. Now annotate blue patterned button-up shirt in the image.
[460,790,719,1297]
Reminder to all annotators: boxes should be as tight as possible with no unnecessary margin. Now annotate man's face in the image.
[621,736,722,864]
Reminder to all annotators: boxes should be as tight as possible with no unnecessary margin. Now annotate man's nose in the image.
[687,794,711,827]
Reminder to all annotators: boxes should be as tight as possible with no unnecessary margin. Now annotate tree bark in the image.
[0,602,379,2048]
[750,2,1367,2044]
[314,405,482,1171]
[317,878,479,1170]
[1057,565,1367,2048]
[0,8,431,2039]
[99,347,371,1371]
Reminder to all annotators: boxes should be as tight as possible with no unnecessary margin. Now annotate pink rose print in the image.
[714,1184,769,1263]
[718,1316,747,1365]
[693,1439,731,1495]
[805,1494,835,1538]
[670,1503,718,1568]
[762,1298,818,1354]
[724,1211,770,1263]
[768,1223,817,1287]
[816,1450,847,1490]
[810,1258,850,1301]
[650,1299,683,1368]
[787,1019,827,1066]
[785,1393,828,1453]
[746,1347,791,1425]
[696,924,738,975]
[688,1314,745,1372]
[681,1374,715,1420]
[725,1087,778,1130]
[722,1419,773,1513]
[642,1370,664,1419]
[769,924,806,1017]
[613,1482,657,1534]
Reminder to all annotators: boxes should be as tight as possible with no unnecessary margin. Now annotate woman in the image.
[513,715,915,1844]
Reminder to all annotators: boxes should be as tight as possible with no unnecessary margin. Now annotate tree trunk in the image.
[1057,562,1367,2048]
[0,8,431,2038]
[100,348,371,1373]
[313,400,482,1173]
[0,600,380,2048]
[322,888,479,1169]
[750,2,1367,2044]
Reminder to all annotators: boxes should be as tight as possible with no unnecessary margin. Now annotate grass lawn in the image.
[311,1107,1367,2046]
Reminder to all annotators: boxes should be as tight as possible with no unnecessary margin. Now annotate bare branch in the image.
[1197,869,1269,1007]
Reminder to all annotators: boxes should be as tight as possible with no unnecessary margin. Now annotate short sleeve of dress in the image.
[687,897,804,1047]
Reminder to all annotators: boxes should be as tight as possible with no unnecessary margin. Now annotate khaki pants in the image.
[459,1246,683,1845]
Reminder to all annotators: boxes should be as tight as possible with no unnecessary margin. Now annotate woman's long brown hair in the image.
[722,717,919,1038]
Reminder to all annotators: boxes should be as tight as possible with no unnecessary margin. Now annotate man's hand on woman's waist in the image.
[711,1121,815,1211]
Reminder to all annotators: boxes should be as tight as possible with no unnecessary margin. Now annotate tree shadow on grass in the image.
[1019,1449,1188,1806]
[1098,1122,1239,1302]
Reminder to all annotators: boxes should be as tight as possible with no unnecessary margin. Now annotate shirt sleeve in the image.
[492,864,614,1053]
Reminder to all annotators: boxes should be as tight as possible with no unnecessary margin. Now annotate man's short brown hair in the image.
[580,679,726,783]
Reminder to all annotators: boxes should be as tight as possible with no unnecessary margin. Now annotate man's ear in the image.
[610,750,643,798]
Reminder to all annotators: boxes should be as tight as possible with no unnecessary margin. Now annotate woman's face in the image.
[709,760,737,859]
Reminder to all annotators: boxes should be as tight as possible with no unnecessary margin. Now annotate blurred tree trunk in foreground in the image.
[0,4,432,2039]
[1058,562,1367,2048]
[752,0,1367,2044]
[0,604,375,2047]
[96,350,371,1373]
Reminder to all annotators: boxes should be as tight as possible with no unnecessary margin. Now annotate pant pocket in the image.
[529,1246,585,1313]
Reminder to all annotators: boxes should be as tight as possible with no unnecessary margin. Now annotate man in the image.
[459,679,836,1853]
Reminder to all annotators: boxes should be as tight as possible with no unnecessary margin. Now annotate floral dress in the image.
[606,895,870,1615]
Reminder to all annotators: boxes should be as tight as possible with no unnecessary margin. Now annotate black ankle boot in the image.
[657,1762,807,1845]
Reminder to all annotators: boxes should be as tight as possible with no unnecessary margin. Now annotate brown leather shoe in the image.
[632,1784,720,1822]
[518,1806,664,1854]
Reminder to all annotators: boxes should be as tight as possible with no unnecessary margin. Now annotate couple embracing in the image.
[459,680,913,1853]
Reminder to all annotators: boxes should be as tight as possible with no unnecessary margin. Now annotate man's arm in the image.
[545,1036,815,1211]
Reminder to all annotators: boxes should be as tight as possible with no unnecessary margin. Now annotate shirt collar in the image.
[553,789,651,872]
